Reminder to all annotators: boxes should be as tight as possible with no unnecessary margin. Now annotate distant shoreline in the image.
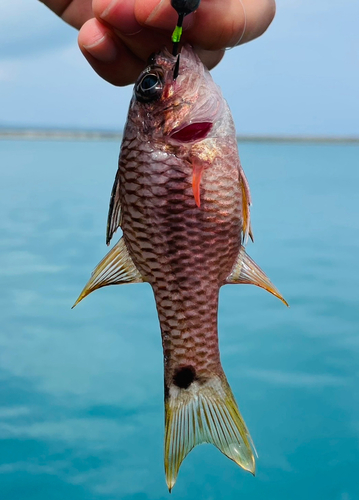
[0,129,358,143]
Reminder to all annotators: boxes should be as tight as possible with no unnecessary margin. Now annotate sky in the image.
[0,0,358,136]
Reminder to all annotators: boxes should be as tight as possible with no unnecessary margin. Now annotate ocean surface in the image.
[0,139,358,500]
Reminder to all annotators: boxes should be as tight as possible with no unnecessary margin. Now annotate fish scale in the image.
[74,45,288,491]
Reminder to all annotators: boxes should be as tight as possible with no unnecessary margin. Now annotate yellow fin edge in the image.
[164,377,255,491]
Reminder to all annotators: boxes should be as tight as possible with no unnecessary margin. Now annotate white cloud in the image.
[0,0,76,60]
[0,251,64,276]
[0,0,358,134]
[0,0,43,21]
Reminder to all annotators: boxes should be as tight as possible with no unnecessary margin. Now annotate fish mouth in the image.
[169,122,213,143]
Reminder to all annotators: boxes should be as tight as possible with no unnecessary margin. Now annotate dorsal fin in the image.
[72,237,143,308]
[226,247,288,306]
[106,169,122,245]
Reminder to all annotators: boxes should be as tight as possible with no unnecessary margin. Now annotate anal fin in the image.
[226,247,288,306]
[72,237,143,308]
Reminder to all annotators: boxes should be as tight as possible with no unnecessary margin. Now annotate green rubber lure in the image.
[171,0,201,78]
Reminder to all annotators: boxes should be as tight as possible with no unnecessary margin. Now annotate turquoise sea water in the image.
[0,139,358,499]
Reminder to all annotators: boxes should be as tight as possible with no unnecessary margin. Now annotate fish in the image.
[73,45,287,490]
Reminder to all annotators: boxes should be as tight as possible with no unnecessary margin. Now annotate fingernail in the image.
[100,0,143,36]
[83,32,118,63]
[145,0,168,24]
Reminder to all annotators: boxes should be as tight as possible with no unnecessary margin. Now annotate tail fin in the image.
[164,377,255,491]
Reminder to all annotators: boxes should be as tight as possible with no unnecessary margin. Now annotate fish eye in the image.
[135,71,163,103]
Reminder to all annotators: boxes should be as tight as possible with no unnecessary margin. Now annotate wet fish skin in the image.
[74,45,287,490]
[114,47,244,385]
[119,124,242,386]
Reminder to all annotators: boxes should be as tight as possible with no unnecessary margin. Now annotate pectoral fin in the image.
[106,169,122,245]
[226,247,288,306]
[72,237,143,308]
[240,169,253,244]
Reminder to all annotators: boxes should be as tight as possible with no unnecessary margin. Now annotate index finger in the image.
[135,0,276,50]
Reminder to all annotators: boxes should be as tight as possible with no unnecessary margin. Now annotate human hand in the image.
[40,0,276,86]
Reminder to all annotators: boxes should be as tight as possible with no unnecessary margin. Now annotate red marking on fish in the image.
[170,122,212,142]
[192,162,204,207]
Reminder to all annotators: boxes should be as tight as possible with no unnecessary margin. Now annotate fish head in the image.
[129,45,225,145]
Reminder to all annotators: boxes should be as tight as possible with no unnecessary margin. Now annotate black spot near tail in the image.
[173,366,196,389]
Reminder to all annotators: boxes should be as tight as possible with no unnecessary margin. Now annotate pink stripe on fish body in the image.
[118,120,243,388]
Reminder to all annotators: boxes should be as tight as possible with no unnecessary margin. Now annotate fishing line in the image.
[226,0,247,50]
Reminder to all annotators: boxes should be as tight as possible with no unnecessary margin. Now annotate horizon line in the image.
[0,128,358,143]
